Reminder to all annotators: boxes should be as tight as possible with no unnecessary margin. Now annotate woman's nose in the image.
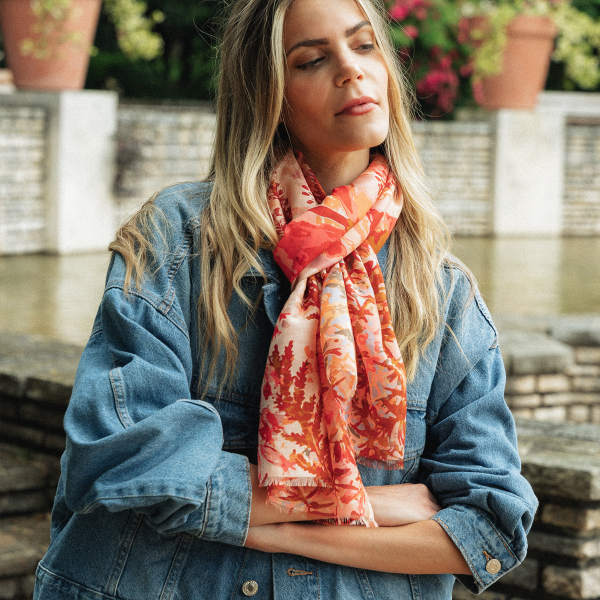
[334,56,364,87]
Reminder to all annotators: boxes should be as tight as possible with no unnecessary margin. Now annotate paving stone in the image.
[452,584,509,599]
[569,405,592,423]
[20,574,35,598]
[0,335,81,409]
[515,419,600,501]
[592,406,600,425]
[505,376,536,395]
[542,565,600,599]
[576,348,600,365]
[17,403,64,432]
[0,579,18,600]
[0,491,47,517]
[0,513,50,578]
[528,531,600,560]
[541,504,600,532]
[532,406,567,422]
[0,449,47,494]
[500,332,574,375]
[573,377,600,393]
[567,365,600,377]
[542,393,582,406]
[538,374,571,393]
[551,317,600,347]
[0,423,44,449]
[505,394,542,409]
[0,373,25,398]
[510,408,535,419]
[497,558,538,590]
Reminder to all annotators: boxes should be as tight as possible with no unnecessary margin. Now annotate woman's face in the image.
[283,0,389,161]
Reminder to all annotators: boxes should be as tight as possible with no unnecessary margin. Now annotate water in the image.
[1,238,599,347]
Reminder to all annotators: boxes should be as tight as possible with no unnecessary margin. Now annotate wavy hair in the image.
[110,0,462,395]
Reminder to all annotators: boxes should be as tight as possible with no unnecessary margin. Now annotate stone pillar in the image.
[0,90,118,253]
[492,92,600,236]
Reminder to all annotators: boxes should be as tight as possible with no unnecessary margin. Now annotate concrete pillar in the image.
[0,90,118,253]
[492,92,600,236]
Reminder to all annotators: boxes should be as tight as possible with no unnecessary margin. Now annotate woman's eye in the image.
[358,43,374,52]
[297,56,324,70]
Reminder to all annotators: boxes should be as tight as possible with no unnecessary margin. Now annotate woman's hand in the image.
[366,483,442,527]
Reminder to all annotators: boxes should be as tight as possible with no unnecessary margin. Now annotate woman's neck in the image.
[298,148,371,195]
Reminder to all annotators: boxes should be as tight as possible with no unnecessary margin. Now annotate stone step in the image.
[0,512,51,599]
[0,446,49,517]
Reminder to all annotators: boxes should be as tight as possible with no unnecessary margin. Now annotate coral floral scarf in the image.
[258,150,407,527]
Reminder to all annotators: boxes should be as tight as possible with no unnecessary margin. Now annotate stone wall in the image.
[114,101,215,227]
[454,419,600,600]
[563,118,600,236]
[0,106,46,255]
[498,315,600,426]
[413,120,494,236]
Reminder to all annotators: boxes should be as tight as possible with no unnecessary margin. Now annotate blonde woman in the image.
[34,0,537,598]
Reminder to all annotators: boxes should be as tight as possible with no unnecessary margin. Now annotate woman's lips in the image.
[336,97,377,116]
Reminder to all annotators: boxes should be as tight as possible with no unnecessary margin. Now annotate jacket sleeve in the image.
[61,229,251,548]
[419,285,538,593]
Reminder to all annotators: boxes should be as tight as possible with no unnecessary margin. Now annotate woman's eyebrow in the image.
[286,20,372,56]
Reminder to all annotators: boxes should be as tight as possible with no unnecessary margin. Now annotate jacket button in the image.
[242,580,259,596]
[486,558,502,574]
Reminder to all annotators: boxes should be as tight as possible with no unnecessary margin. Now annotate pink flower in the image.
[404,25,419,39]
[390,5,410,20]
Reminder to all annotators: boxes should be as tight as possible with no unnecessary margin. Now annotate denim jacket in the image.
[35,182,537,600]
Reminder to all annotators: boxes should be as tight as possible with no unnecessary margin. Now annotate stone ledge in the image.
[0,513,50,579]
[0,334,82,406]
[516,418,600,502]
[500,332,574,376]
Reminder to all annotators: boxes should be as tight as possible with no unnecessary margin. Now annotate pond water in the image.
[1,237,599,347]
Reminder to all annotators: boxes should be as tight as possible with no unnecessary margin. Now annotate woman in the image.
[34,0,537,598]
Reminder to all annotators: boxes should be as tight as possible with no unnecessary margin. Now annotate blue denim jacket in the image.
[34,182,537,600]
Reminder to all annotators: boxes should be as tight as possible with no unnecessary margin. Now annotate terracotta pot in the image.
[0,0,102,91]
[468,15,558,110]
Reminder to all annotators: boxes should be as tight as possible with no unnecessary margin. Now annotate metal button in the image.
[486,558,502,574]
[242,580,259,596]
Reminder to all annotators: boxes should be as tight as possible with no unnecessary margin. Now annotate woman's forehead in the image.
[284,0,371,51]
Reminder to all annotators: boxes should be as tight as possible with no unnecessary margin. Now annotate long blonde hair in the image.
[110,0,458,394]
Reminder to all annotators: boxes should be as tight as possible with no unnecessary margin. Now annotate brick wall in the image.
[453,419,600,600]
[500,317,600,426]
[413,120,494,236]
[0,106,47,255]
[563,118,600,236]
[114,101,215,227]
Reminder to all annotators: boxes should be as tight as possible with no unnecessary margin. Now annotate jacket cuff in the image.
[201,451,252,546]
[432,504,521,593]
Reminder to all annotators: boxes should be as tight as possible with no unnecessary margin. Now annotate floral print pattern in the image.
[258,150,407,527]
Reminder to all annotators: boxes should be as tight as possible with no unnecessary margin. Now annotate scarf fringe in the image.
[356,455,405,471]
[316,515,378,527]
[261,476,330,487]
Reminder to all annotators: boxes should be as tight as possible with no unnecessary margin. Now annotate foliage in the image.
[86,0,221,101]
[460,0,600,90]
[387,0,474,118]
[17,0,163,61]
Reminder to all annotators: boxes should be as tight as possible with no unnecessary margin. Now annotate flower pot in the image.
[0,0,102,91]
[470,15,558,110]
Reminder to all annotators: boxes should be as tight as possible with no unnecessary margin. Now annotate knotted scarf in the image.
[257,150,407,527]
